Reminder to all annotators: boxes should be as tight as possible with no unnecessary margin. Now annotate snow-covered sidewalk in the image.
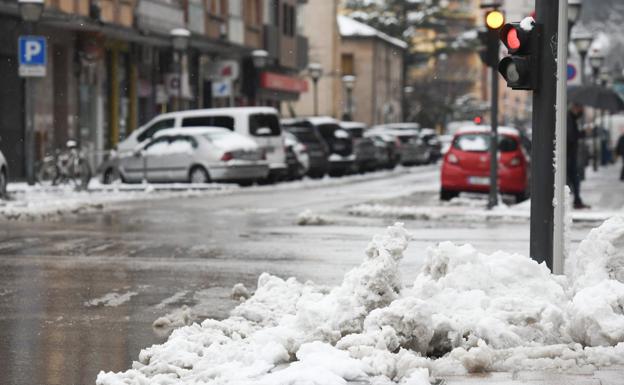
[0,182,234,220]
[349,166,624,224]
[97,217,624,385]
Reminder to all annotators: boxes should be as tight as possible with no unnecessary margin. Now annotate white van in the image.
[116,107,287,180]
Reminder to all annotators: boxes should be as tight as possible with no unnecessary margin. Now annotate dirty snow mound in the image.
[97,218,624,385]
[231,283,251,301]
[153,305,195,329]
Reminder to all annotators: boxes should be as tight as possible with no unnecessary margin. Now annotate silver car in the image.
[117,127,269,185]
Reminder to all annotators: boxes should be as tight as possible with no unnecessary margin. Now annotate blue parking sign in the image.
[18,35,47,77]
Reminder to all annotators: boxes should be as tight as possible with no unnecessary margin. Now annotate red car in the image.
[440,126,530,202]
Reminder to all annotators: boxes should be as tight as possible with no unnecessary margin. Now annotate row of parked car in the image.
[99,107,441,185]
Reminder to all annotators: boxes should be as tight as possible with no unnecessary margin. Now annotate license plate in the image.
[468,176,490,185]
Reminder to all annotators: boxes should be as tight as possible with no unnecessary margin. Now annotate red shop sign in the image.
[260,72,309,93]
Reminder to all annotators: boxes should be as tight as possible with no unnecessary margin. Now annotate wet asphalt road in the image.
[0,165,599,385]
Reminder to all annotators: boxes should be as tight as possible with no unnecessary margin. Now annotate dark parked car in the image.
[281,120,329,178]
[283,117,354,177]
[370,127,430,166]
[365,131,401,169]
[339,121,377,172]
[420,128,442,163]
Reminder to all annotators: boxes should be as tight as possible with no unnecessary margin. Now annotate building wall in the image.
[291,0,341,118]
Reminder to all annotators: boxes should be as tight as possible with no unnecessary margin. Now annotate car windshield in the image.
[317,124,342,141]
[288,128,320,143]
[453,134,518,153]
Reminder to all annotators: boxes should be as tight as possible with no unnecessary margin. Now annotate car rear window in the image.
[182,116,235,130]
[317,124,341,140]
[453,134,518,153]
[288,128,320,143]
[249,114,281,136]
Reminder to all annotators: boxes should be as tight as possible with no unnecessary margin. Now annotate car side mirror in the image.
[256,127,272,136]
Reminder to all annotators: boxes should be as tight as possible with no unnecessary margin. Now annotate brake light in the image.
[395,138,402,148]
[221,152,233,161]
[448,153,459,165]
[261,150,267,160]
[508,156,522,167]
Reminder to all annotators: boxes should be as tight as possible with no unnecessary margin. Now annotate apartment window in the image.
[281,4,295,36]
[273,0,280,26]
[341,54,355,76]
[244,0,261,26]
[208,0,227,16]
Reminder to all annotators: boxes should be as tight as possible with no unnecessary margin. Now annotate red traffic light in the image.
[500,23,529,54]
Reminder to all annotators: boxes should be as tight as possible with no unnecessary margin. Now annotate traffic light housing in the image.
[498,21,540,90]
[479,10,505,68]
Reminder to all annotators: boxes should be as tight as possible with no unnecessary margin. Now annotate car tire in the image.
[440,189,459,201]
[0,169,7,199]
[102,168,118,185]
[515,190,529,203]
[189,166,210,184]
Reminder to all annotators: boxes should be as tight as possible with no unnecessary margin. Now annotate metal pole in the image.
[24,21,35,186]
[488,64,499,209]
[530,0,559,270]
[313,79,319,116]
[177,51,183,111]
[25,77,36,185]
[580,53,586,85]
[553,0,569,275]
[347,88,353,121]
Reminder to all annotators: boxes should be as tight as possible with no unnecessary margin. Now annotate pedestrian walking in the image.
[616,131,624,181]
[567,103,590,209]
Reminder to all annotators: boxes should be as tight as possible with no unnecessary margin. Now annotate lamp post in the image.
[567,0,582,38]
[342,75,356,121]
[573,33,593,85]
[251,49,269,106]
[170,28,190,111]
[18,0,44,186]
[308,63,323,116]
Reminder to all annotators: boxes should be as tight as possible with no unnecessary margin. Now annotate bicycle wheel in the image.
[36,160,59,186]
[71,158,92,190]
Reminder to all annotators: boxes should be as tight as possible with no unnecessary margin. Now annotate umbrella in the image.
[567,84,624,112]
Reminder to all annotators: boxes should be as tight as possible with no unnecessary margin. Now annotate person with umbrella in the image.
[567,103,590,209]
[617,130,624,181]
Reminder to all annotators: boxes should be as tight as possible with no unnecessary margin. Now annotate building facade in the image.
[338,16,406,126]
[0,0,309,180]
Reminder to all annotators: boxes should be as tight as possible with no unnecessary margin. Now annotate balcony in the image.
[46,0,89,16]
[244,25,262,50]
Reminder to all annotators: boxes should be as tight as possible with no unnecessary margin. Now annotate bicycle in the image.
[36,140,92,190]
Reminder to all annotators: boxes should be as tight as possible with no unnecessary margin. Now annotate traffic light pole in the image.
[530,0,559,269]
[488,63,499,209]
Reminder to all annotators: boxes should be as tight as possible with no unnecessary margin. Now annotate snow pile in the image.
[153,306,196,330]
[296,209,332,226]
[566,216,624,347]
[85,291,137,307]
[97,218,624,385]
[231,283,251,301]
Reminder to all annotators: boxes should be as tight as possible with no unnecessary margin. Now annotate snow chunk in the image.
[520,17,535,31]
[85,291,137,307]
[231,283,251,301]
[297,209,331,226]
[153,305,195,330]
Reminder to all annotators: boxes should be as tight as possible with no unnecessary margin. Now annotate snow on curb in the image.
[97,218,624,385]
[348,201,618,224]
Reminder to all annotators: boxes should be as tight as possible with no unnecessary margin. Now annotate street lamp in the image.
[572,32,593,84]
[170,28,190,111]
[19,0,44,186]
[568,0,582,25]
[251,50,269,106]
[342,75,356,121]
[308,63,323,116]
[589,53,605,84]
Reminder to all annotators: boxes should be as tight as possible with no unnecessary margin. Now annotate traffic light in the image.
[479,10,504,68]
[498,20,539,90]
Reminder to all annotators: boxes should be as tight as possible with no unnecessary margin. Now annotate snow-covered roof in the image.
[305,116,341,126]
[154,127,230,137]
[337,15,408,50]
[455,125,520,136]
[339,121,368,130]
